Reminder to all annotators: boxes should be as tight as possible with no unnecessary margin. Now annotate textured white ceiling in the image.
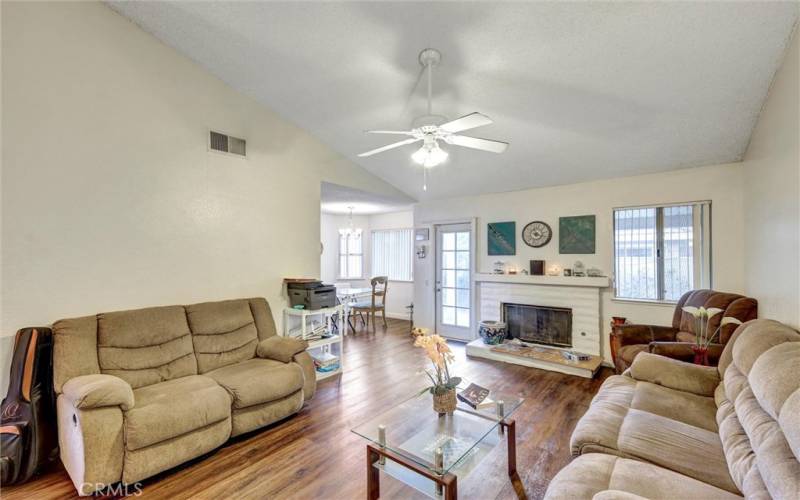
[109,1,798,201]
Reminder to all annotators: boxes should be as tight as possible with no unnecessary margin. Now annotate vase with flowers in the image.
[413,329,461,414]
[682,306,743,365]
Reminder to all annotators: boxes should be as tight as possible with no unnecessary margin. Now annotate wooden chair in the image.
[351,276,388,333]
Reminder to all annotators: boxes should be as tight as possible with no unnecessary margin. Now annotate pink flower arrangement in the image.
[413,329,460,395]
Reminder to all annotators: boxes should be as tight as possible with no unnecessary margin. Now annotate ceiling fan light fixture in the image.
[412,142,448,168]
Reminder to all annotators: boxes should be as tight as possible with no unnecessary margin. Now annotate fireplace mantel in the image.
[474,273,610,288]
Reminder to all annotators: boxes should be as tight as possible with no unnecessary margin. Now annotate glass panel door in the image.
[435,223,472,340]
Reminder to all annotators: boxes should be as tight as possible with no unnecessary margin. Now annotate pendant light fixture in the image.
[338,206,362,239]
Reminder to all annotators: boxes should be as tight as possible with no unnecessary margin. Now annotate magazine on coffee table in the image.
[457,383,491,409]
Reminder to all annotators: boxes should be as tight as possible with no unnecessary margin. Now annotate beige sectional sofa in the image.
[546,319,800,499]
[52,297,315,495]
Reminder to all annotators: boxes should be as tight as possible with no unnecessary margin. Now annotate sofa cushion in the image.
[125,375,231,451]
[571,375,737,493]
[629,352,720,397]
[617,409,736,492]
[52,315,102,394]
[97,306,197,389]
[186,299,260,373]
[544,454,741,500]
[205,358,304,409]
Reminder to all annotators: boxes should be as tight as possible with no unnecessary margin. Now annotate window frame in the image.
[612,201,712,304]
[370,228,414,282]
[338,232,364,280]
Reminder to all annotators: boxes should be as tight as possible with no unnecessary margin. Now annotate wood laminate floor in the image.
[3,319,611,500]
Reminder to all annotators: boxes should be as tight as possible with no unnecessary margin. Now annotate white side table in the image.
[282,305,344,381]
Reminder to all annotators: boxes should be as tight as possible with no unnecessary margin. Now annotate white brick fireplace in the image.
[467,274,610,376]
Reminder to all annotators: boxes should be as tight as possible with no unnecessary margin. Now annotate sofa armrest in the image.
[256,336,308,363]
[293,351,317,401]
[629,352,720,397]
[61,374,134,411]
[648,342,725,364]
[612,324,678,346]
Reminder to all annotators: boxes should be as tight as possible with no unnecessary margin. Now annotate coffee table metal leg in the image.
[434,447,444,497]
[367,446,380,500]
[501,418,517,477]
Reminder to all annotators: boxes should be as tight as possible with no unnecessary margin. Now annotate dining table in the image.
[336,286,373,334]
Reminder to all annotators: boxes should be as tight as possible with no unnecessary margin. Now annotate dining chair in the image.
[351,276,388,333]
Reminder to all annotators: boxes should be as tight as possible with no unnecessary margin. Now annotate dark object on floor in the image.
[1,327,58,485]
[610,289,758,373]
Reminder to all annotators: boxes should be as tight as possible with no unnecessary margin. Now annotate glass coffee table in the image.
[352,384,523,499]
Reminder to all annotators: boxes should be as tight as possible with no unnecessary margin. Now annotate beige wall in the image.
[414,163,746,363]
[0,0,407,389]
[743,30,800,329]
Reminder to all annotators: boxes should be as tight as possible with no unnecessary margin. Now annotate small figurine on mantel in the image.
[573,261,586,277]
[587,267,604,277]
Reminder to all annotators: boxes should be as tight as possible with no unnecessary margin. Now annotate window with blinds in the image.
[613,202,711,302]
[371,229,413,282]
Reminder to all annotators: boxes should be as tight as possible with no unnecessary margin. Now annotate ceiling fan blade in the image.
[439,112,493,133]
[446,135,509,154]
[366,130,415,135]
[358,138,420,157]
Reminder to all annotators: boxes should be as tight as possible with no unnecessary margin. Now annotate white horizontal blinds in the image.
[614,207,658,300]
[663,205,694,301]
[371,229,413,281]
[339,234,363,279]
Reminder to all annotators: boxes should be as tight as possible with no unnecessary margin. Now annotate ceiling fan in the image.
[358,48,509,171]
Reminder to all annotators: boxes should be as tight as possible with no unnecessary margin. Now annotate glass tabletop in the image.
[351,383,523,475]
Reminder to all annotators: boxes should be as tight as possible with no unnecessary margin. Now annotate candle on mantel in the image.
[547,264,561,276]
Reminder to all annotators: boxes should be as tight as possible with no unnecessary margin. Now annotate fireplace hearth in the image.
[502,303,572,348]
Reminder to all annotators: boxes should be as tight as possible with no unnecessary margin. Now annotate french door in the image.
[435,223,472,341]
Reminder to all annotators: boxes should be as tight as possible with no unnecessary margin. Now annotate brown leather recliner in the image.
[610,289,757,373]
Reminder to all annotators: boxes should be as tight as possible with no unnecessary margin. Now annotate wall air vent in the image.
[209,130,246,157]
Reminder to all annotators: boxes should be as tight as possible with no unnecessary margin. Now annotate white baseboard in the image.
[385,312,410,320]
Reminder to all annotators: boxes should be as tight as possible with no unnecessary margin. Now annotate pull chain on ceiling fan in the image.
[358,48,509,190]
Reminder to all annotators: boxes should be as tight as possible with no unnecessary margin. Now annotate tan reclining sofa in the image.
[51,297,315,495]
[546,319,800,499]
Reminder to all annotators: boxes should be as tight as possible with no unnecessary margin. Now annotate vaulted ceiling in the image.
[109,1,798,201]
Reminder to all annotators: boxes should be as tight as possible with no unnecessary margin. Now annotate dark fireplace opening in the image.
[502,303,572,348]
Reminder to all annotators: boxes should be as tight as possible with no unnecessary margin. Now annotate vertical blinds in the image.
[371,229,413,281]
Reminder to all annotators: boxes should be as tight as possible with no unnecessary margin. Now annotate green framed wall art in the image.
[559,215,596,254]
[487,221,516,255]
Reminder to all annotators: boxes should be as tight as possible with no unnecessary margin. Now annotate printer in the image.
[287,280,337,310]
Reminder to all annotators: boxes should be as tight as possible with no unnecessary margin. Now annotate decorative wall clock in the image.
[522,221,552,248]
